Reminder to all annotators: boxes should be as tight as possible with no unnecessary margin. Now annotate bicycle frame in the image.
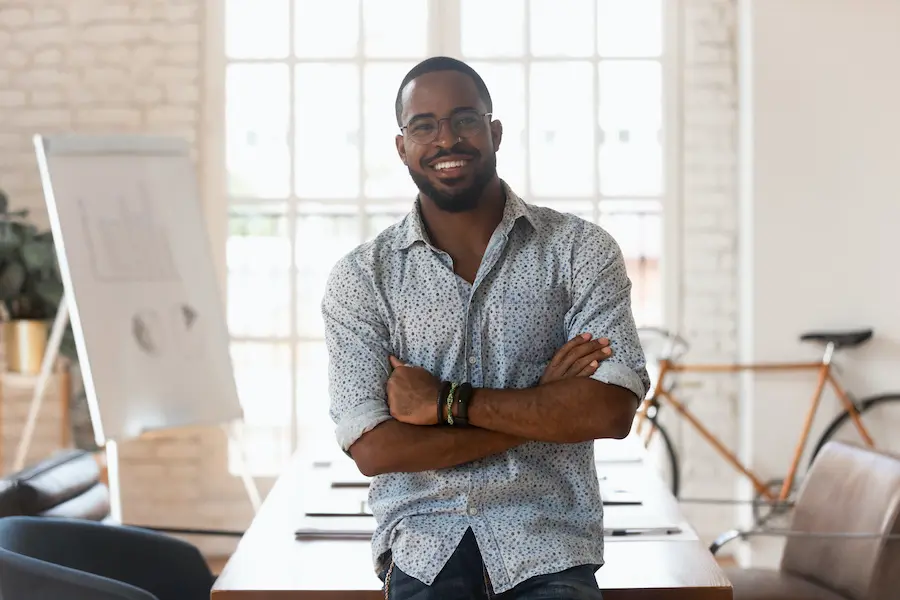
[634,342,876,502]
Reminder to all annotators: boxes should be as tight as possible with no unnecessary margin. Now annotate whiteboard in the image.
[34,134,243,445]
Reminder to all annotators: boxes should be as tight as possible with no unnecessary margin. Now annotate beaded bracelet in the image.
[446,382,458,426]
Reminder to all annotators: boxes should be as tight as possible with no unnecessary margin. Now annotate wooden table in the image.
[212,447,732,600]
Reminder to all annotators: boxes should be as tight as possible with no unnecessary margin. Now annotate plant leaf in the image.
[0,262,26,299]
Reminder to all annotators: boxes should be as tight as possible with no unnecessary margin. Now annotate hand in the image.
[539,333,613,385]
[387,356,442,426]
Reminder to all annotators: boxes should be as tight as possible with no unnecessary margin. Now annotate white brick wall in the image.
[673,0,740,541]
[0,0,248,557]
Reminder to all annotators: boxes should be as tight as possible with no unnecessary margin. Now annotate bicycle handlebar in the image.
[637,326,690,362]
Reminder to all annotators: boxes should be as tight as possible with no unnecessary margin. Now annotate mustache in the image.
[422,146,479,166]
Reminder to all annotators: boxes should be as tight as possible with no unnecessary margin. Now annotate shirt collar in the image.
[392,180,540,251]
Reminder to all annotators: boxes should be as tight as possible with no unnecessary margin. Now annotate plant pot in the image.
[3,319,48,375]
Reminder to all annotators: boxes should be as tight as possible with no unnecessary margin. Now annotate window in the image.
[222,0,666,475]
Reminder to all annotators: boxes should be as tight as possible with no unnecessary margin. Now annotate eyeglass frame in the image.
[399,109,494,145]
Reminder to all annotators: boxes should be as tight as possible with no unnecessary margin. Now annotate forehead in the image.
[400,70,485,123]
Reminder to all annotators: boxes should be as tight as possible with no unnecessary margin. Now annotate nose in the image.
[434,118,458,148]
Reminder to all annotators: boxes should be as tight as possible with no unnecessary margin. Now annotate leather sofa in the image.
[0,449,110,521]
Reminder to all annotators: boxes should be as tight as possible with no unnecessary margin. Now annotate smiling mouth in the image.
[431,159,471,178]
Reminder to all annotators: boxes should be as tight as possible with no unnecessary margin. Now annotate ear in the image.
[395,133,408,165]
[490,119,503,153]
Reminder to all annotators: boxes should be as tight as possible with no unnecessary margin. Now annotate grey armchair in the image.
[710,441,900,600]
[0,516,214,600]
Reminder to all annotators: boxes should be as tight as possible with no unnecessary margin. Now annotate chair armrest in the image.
[134,525,245,537]
[709,529,745,555]
[709,527,900,554]
[0,547,156,600]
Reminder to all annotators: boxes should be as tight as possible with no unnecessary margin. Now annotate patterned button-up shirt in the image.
[321,182,650,593]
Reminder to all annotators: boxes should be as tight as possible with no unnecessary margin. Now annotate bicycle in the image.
[632,326,900,526]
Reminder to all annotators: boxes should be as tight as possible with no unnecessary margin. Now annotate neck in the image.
[418,177,506,259]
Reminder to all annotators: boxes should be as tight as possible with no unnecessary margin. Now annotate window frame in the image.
[203,0,683,477]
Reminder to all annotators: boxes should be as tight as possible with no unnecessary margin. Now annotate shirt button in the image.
[468,356,477,365]
[468,506,478,516]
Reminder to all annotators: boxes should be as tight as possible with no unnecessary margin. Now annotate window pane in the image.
[230,342,292,426]
[227,205,291,337]
[226,0,289,59]
[295,0,359,58]
[597,0,662,57]
[530,200,594,223]
[461,0,524,58]
[362,0,427,58]
[365,204,411,240]
[296,209,362,337]
[296,340,332,452]
[468,63,527,195]
[530,62,594,196]
[598,201,662,326]
[364,62,417,198]
[226,64,290,198]
[598,61,662,196]
[228,423,291,477]
[530,0,593,57]
[296,64,360,198]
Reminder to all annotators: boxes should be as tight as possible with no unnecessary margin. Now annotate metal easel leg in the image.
[12,297,69,472]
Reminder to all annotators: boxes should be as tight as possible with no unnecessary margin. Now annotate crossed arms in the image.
[347,338,634,477]
[322,228,650,478]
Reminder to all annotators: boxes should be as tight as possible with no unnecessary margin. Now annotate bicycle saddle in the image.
[799,329,873,348]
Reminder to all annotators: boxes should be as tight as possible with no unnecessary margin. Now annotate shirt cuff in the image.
[590,362,647,400]
[335,401,393,455]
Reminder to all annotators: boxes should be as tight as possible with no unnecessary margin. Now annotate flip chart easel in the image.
[19,133,262,523]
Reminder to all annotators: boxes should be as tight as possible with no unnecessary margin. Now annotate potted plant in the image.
[0,189,76,374]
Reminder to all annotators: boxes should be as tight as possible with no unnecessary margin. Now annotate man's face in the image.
[395,70,502,213]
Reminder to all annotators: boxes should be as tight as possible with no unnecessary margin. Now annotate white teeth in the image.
[434,160,468,170]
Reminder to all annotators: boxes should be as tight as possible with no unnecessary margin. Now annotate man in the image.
[322,56,650,599]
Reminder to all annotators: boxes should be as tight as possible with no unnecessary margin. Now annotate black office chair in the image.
[0,516,214,600]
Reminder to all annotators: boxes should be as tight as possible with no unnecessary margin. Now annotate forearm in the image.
[349,418,524,477]
[467,378,637,443]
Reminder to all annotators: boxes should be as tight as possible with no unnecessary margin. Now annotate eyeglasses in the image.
[400,109,492,145]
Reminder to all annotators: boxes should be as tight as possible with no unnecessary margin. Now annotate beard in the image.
[409,152,497,213]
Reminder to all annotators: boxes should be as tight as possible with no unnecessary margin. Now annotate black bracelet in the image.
[455,382,473,426]
[437,381,451,425]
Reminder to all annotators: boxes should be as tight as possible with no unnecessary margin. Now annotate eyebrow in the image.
[406,106,479,124]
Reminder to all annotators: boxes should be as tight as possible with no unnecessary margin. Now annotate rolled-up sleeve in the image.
[321,253,393,454]
[564,220,651,401]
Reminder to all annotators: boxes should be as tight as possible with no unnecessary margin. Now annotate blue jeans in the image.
[380,529,603,599]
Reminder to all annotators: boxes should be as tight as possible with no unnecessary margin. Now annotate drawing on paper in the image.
[76,181,179,283]
[131,302,203,357]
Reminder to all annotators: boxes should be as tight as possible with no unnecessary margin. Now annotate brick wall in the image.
[0,0,251,557]
[673,0,740,540]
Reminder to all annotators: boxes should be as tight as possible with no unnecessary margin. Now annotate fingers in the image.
[389,356,404,369]
[549,333,593,367]
[576,361,600,377]
[557,337,610,373]
[566,345,613,376]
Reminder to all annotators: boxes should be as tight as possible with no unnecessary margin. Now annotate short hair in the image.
[394,56,493,127]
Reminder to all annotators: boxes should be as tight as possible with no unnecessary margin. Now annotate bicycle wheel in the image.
[809,393,900,469]
[641,413,681,498]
